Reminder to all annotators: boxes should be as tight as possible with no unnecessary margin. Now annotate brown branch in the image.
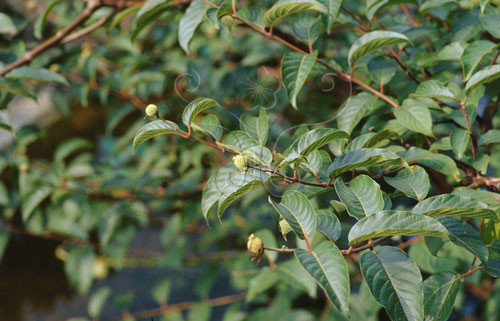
[61,9,117,44]
[341,236,391,255]
[0,0,103,76]
[264,246,294,253]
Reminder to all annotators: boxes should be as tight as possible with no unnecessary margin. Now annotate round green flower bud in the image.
[232,154,249,171]
[279,219,292,241]
[145,104,158,117]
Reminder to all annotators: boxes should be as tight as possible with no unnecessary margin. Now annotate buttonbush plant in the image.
[1,0,500,320]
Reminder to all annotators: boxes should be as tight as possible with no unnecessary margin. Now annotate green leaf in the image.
[419,0,455,13]
[360,246,424,321]
[268,190,317,239]
[54,138,93,162]
[221,130,259,152]
[263,0,327,27]
[412,80,457,102]
[295,241,350,313]
[22,185,53,222]
[482,258,500,277]
[411,194,499,220]
[334,175,384,220]
[0,13,16,35]
[398,147,461,182]
[0,111,14,136]
[438,217,489,263]
[195,114,223,141]
[437,42,466,61]
[480,0,492,15]
[348,211,449,245]
[88,287,112,318]
[187,302,211,321]
[479,129,500,145]
[292,15,322,45]
[6,66,69,85]
[317,0,341,30]
[281,51,318,109]
[465,64,500,94]
[243,146,273,167]
[0,78,36,100]
[109,5,141,30]
[0,231,10,262]
[152,279,172,304]
[316,209,341,241]
[277,259,317,298]
[361,129,399,149]
[348,31,409,66]
[218,169,271,219]
[384,165,430,201]
[462,40,500,81]
[133,120,181,151]
[132,0,173,40]
[178,0,209,53]
[65,246,95,295]
[182,98,221,127]
[328,148,407,178]
[201,166,234,222]
[337,93,379,134]
[394,98,434,137]
[450,128,469,159]
[240,108,269,145]
[34,1,62,39]
[246,268,279,302]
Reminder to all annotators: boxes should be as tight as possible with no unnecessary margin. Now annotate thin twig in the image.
[61,9,117,44]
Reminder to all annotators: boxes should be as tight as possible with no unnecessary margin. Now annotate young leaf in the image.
[437,217,489,263]
[328,148,407,178]
[394,98,434,137]
[348,31,409,66]
[334,175,384,220]
[182,98,221,127]
[316,209,342,241]
[348,211,449,245]
[268,190,317,240]
[450,128,469,159]
[461,40,500,81]
[465,64,500,94]
[240,108,269,145]
[337,93,379,134]
[263,0,327,27]
[384,166,430,201]
[133,120,181,151]
[6,66,69,85]
[295,241,350,313]
[411,194,498,220]
[360,246,424,321]
[281,50,318,109]
[178,0,209,53]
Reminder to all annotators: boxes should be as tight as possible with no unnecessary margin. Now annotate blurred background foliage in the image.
[0,0,500,320]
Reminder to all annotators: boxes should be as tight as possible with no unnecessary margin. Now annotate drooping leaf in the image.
[438,217,489,263]
[178,0,209,53]
[384,165,430,201]
[394,98,434,137]
[360,246,424,321]
[218,169,272,219]
[201,166,234,222]
[65,246,95,295]
[182,98,221,127]
[240,108,269,145]
[263,0,327,27]
[0,78,36,100]
[465,64,500,94]
[268,190,317,239]
[316,209,341,241]
[348,31,410,66]
[398,147,461,182]
[450,128,469,159]
[348,210,449,245]
[423,272,462,321]
[281,51,318,109]
[411,194,498,220]
[6,66,69,85]
[334,175,384,220]
[295,241,350,313]
[461,40,500,81]
[328,148,407,178]
[317,0,341,31]
[133,120,181,151]
[34,1,62,39]
[337,93,379,134]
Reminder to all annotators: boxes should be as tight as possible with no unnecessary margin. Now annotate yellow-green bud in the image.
[233,154,249,171]
[247,233,264,257]
[145,104,158,117]
[279,219,292,241]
